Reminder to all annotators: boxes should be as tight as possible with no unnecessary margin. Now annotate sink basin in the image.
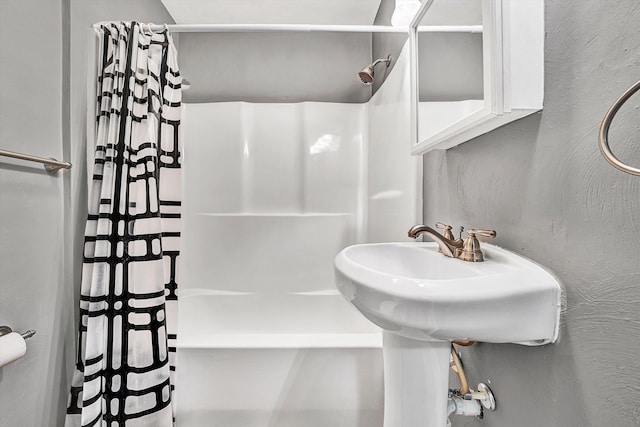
[334,242,562,427]
[335,242,562,345]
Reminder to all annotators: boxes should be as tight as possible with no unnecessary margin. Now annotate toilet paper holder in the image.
[0,325,36,339]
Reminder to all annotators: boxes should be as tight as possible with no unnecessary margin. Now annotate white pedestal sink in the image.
[334,242,562,427]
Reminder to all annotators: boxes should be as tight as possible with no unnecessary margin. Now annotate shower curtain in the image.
[66,22,181,427]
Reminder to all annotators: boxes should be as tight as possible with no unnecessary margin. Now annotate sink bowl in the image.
[335,242,562,345]
[334,241,563,427]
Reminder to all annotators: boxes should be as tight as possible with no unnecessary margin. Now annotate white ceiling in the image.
[160,0,384,25]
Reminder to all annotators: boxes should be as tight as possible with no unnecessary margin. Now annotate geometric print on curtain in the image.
[66,21,181,427]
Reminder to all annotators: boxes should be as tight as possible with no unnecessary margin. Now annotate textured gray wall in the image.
[0,1,72,426]
[423,1,640,426]
[179,32,372,103]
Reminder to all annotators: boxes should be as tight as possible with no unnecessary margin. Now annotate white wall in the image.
[0,1,71,426]
[367,43,421,242]
[180,102,367,293]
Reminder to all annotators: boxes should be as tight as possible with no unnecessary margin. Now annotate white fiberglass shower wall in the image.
[177,44,418,426]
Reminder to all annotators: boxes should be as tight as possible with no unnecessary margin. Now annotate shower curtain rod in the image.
[97,23,482,34]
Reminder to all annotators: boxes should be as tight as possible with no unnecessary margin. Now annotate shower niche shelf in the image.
[412,0,544,154]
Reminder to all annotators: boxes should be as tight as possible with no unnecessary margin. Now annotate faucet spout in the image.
[408,224,464,258]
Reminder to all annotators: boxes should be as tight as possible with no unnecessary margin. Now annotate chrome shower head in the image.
[358,55,392,86]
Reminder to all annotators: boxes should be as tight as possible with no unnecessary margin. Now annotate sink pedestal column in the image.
[382,332,450,427]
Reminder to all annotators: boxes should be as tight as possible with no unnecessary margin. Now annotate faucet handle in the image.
[435,222,455,240]
[459,229,496,262]
[467,229,496,239]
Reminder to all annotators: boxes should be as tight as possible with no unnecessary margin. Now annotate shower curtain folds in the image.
[66,21,182,427]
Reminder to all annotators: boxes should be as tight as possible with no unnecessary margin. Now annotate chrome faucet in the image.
[408,222,496,262]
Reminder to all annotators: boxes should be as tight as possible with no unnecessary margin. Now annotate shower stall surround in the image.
[176,45,419,426]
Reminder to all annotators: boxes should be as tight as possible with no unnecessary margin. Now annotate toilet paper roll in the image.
[0,332,27,368]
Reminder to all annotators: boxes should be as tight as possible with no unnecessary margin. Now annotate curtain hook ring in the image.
[146,22,159,34]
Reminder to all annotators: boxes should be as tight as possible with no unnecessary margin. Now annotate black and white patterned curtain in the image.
[66,22,181,427]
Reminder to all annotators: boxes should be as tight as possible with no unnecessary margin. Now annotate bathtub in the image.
[178,290,381,349]
[176,290,383,427]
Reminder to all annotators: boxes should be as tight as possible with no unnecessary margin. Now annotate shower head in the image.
[358,55,392,86]
[358,66,375,85]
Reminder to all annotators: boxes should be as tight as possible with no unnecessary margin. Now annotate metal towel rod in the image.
[599,79,640,176]
[0,148,71,172]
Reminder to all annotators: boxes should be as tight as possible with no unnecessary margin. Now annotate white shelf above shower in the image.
[161,0,383,25]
